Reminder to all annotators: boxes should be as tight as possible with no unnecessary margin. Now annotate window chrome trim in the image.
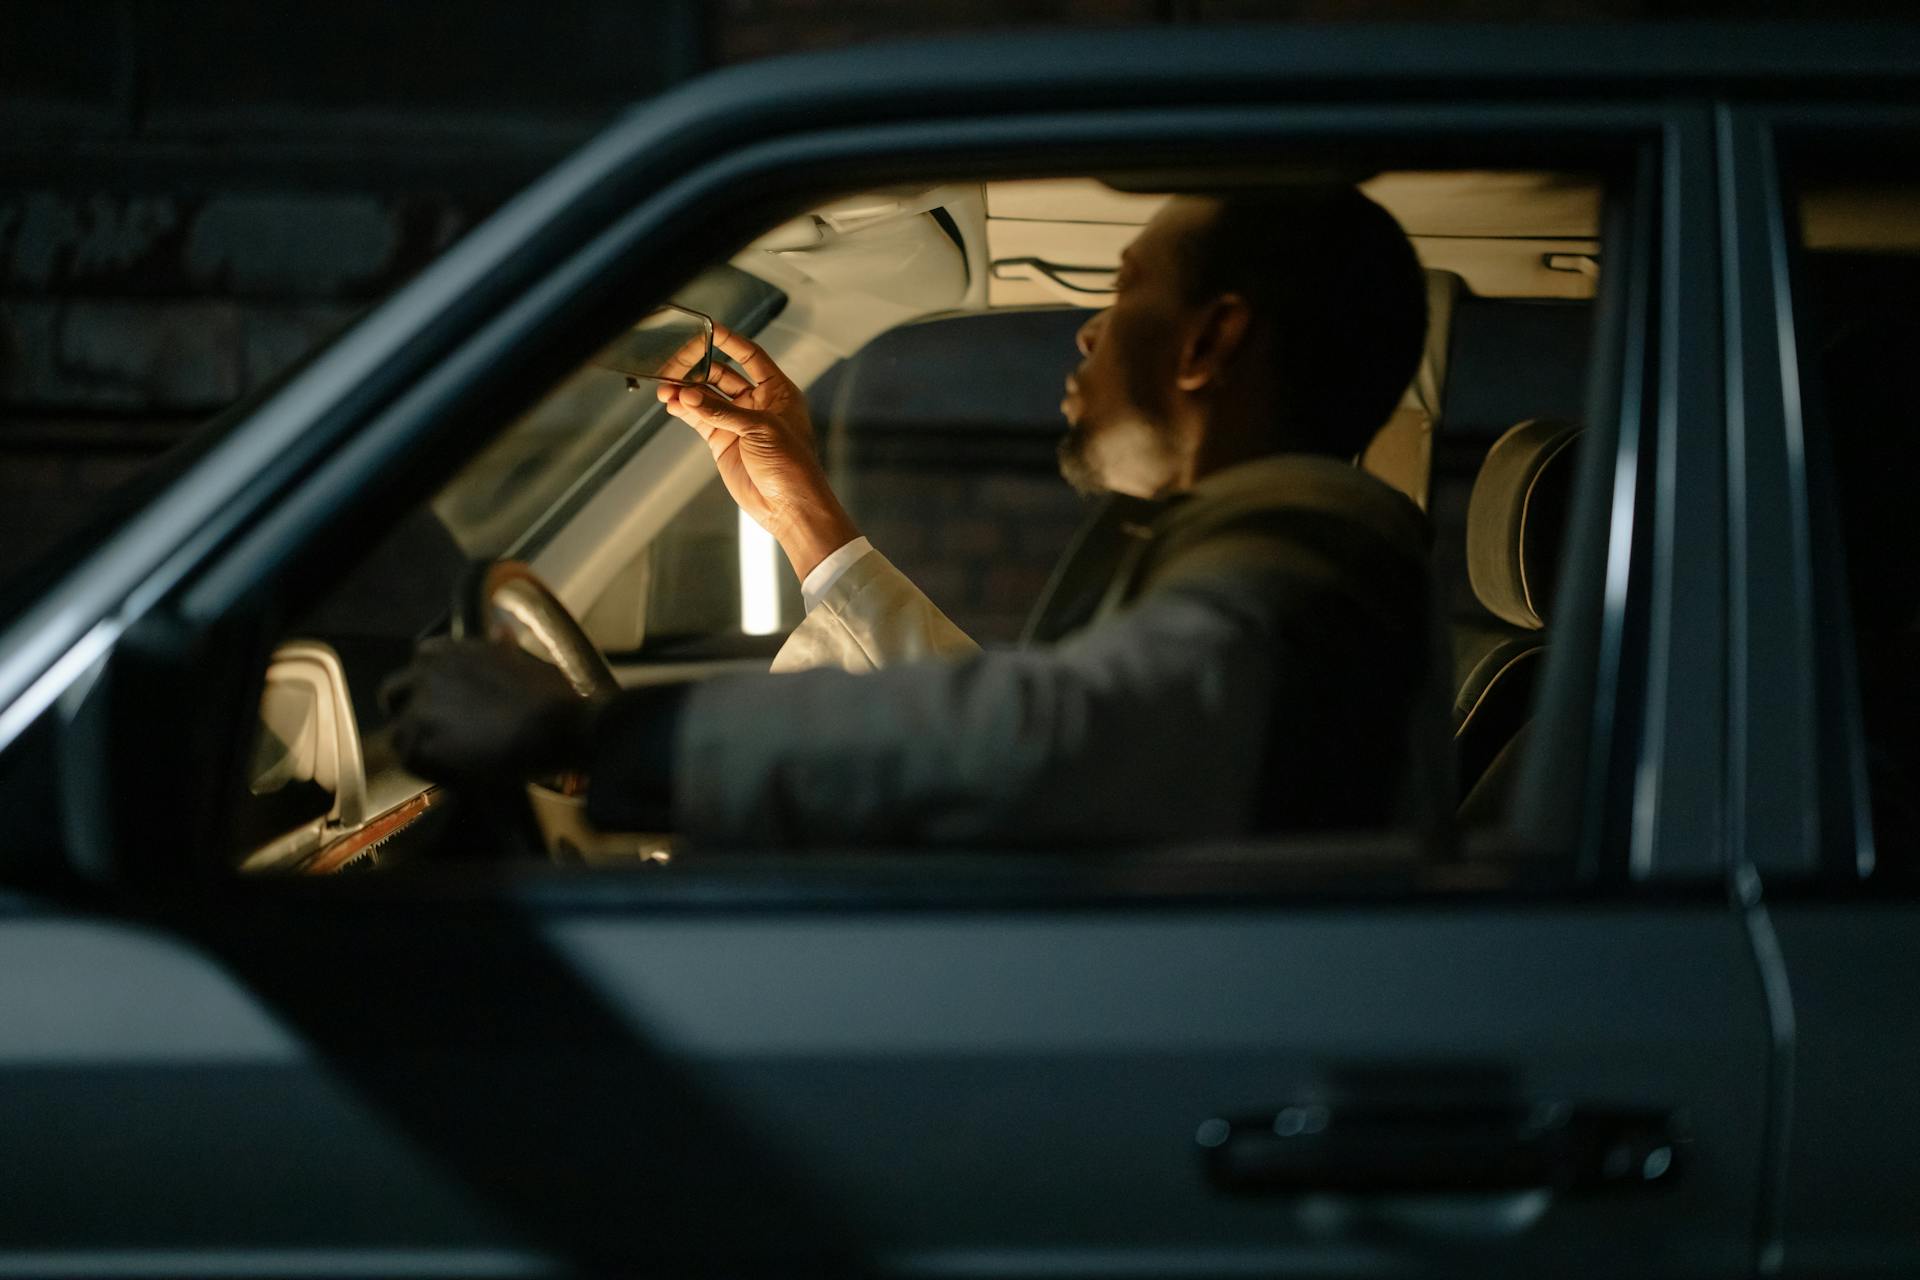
[1628,107,1730,880]
[1719,107,1825,881]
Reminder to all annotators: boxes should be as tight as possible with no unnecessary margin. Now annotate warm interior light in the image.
[738,510,781,635]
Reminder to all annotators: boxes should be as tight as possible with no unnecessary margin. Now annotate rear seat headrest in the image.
[1466,419,1583,631]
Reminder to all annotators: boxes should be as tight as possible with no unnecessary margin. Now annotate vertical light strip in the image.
[737,509,781,635]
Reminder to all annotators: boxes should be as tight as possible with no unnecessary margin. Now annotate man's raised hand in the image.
[657,323,858,579]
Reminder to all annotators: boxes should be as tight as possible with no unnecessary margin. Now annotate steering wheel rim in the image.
[452,560,621,701]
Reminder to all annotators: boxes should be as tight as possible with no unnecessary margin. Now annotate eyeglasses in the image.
[592,303,717,390]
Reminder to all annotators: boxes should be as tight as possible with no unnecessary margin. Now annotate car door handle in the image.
[1197,1103,1682,1196]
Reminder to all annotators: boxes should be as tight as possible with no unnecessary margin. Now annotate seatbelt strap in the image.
[1019,492,1178,647]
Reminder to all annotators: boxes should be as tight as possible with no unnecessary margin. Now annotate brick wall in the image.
[0,0,699,581]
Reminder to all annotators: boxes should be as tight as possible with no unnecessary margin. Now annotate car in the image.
[0,23,1916,1278]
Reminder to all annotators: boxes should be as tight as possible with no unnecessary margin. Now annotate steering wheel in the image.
[447,560,622,863]
[453,560,621,702]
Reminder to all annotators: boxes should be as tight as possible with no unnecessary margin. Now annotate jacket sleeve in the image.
[671,571,1287,848]
[769,547,980,674]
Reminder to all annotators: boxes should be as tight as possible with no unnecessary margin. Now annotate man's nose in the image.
[1076,308,1109,357]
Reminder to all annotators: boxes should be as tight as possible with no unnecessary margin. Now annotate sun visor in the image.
[746,191,970,315]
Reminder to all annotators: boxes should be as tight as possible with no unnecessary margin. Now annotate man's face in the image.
[1057,197,1214,497]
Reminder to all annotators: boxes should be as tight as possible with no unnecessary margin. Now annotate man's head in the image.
[1058,187,1427,497]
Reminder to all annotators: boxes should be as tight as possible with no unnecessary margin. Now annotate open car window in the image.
[235,162,1632,876]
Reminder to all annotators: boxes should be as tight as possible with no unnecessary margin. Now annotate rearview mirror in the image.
[594,303,715,389]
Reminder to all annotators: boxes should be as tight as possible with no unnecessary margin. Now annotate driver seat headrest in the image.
[1466,418,1583,631]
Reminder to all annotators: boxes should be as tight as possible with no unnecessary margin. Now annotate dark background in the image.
[0,0,1905,583]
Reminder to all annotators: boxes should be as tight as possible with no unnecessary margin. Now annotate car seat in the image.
[1452,418,1582,809]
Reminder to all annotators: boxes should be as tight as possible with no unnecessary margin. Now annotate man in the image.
[386,187,1439,847]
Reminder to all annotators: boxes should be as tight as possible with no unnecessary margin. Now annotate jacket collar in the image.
[1162,451,1431,549]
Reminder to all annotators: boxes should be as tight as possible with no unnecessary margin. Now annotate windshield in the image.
[285,265,784,651]
[432,264,785,561]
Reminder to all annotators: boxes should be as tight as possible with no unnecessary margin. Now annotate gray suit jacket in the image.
[657,453,1436,849]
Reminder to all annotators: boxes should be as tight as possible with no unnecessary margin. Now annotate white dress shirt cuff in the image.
[799,536,874,612]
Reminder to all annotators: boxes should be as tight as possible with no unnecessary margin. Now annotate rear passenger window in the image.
[1785,159,1920,874]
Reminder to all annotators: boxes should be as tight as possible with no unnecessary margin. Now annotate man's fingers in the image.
[710,322,782,385]
[705,428,745,478]
[703,363,751,398]
[658,331,711,381]
[666,387,762,436]
[657,372,745,406]
[668,411,735,463]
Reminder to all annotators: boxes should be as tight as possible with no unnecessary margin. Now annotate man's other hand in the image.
[380,638,597,784]
[658,322,859,578]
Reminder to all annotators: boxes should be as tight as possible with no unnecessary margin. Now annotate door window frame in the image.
[35,100,1695,892]
[1727,104,1920,888]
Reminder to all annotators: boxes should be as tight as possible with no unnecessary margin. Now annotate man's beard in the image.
[1056,420,1107,496]
[1057,411,1182,498]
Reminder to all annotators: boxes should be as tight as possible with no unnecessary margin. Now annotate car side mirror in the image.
[237,641,370,873]
[593,303,716,390]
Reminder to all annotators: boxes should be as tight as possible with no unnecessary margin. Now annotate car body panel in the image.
[1768,905,1920,1279]
[0,887,1772,1276]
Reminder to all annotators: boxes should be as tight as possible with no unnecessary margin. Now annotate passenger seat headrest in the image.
[1466,418,1583,631]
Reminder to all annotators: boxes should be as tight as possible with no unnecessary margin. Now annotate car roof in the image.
[652,23,1920,134]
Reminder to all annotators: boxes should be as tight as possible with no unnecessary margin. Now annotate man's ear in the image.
[1175,293,1253,393]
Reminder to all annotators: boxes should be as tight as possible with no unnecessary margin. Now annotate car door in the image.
[0,31,1780,1278]
[1721,102,1920,1279]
